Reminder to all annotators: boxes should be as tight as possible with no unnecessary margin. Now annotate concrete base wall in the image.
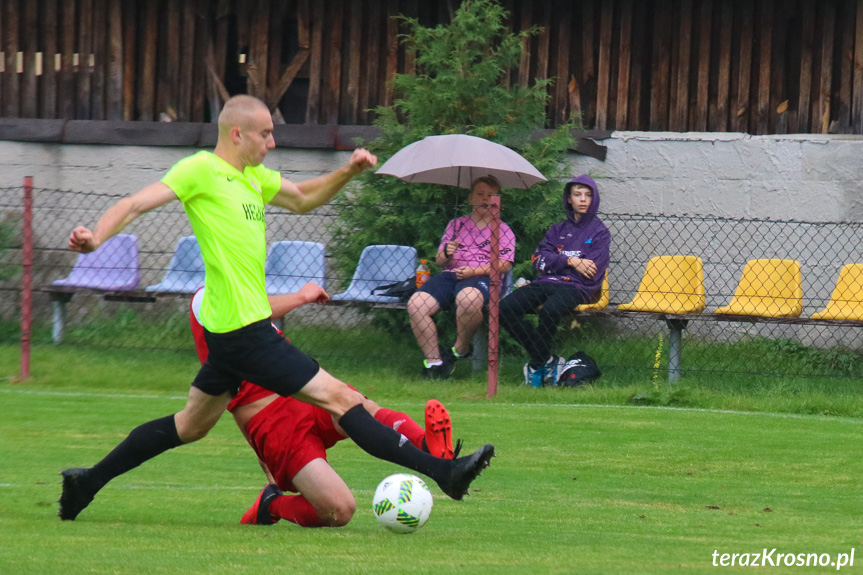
[0,142,352,195]
[3,131,862,222]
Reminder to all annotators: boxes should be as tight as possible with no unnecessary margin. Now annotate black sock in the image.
[90,415,183,487]
[338,405,449,483]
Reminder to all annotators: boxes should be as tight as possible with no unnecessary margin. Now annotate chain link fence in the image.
[3,183,863,383]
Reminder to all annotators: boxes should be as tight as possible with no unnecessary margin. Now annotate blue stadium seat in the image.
[52,234,139,291]
[145,236,205,293]
[330,245,418,304]
[265,241,327,295]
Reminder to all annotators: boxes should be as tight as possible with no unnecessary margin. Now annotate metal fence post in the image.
[487,195,501,398]
[19,176,33,380]
[665,318,687,382]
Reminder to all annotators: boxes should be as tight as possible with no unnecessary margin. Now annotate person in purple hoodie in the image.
[500,174,610,387]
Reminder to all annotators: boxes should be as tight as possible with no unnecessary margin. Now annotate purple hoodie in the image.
[531,174,611,301]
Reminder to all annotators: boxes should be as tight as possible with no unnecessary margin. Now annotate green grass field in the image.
[1,344,861,574]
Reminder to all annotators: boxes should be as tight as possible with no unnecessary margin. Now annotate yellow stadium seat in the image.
[713,259,802,318]
[811,263,863,320]
[617,256,705,314]
[574,270,609,311]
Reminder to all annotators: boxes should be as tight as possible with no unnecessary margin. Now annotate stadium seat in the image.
[52,234,140,291]
[617,256,705,314]
[330,245,417,304]
[574,270,609,311]
[145,236,205,293]
[265,241,327,295]
[713,258,802,317]
[811,263,863,320]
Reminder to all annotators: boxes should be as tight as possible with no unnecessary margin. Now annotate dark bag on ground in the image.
[372,277,416,301]
[556,351,602,386]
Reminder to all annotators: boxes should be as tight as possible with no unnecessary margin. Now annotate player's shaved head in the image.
[218,95,270,138]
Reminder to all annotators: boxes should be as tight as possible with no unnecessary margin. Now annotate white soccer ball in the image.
[372,473,433,533]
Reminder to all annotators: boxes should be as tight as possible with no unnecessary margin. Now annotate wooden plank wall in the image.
[0,0,861,135]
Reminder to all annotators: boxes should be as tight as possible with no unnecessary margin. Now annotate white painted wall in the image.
[572,132,863,222]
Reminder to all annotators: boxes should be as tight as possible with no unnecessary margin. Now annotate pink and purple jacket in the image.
[438,215,516,270]
[531,174,611,301]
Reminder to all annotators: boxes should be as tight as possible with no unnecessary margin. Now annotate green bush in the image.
[0,212,21,281]
[332,0,580,286]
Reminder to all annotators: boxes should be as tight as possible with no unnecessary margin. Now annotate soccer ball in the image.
[372,473,433,533]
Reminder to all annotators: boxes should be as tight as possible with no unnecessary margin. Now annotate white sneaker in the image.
[543,356,566,386]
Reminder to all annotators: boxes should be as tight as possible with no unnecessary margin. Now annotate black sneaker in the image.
[58,468,101,521]
[421,360,454,380]
[436,444,495,501]
[441,344,473,362]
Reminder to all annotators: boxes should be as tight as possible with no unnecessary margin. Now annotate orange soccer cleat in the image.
[423,399,461,460]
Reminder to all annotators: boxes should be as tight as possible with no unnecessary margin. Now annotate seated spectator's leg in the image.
[408,291,443,361]
[499,283,552,366]
[533,286,587,359]
[454,286,486,355]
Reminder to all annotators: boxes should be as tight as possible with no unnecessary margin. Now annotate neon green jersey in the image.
[162,151,281,333]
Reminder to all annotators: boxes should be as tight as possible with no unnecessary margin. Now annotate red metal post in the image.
[20,176,34,381]
[487,195,501,397]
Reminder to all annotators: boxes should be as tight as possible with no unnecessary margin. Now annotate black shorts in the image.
[193,319,320,397]
[419,271,491,310]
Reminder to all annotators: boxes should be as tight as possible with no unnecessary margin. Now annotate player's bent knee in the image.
[174,417,212,443]
[175,389,230,442]
[318,496,357,527]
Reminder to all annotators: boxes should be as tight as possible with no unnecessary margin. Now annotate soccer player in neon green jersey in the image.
[58,95,494,521]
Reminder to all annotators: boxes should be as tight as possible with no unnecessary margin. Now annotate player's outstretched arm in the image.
[69,182,178,253]
[268,148,377,214]
[268,282,329,320]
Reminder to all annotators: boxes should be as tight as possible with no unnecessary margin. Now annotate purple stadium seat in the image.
[52,234,140,291]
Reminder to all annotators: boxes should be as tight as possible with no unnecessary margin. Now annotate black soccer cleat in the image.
[437,444,495,501]
[58,468,99,521]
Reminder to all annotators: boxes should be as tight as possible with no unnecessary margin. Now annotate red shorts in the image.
[243,397,346,493]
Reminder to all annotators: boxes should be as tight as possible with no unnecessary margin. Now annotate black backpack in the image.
[556,351,602,387]
[371,277,417,302]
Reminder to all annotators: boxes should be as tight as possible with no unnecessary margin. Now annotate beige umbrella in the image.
[376,134,547,189]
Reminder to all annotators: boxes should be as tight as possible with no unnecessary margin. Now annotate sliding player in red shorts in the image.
[190,284,459,527]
